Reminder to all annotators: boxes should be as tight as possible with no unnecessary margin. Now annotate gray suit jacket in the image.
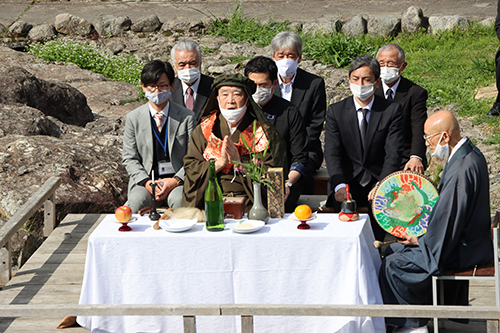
[171,74,214,122]
[122,101,196,185]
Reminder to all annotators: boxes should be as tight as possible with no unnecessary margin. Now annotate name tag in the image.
[158,161,175,176]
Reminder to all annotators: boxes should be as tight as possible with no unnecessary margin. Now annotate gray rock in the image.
[160,18,205,34]
[28,24,57,42]
[479,17,495,27]
[0,103,62,137]
[207,63,239,75]
[428,16,469,34]
[0,23,6,35]
[8,21,33,37]
[402,6,425,33]
[95,15,132,37]
[341,15,367,37]
[104,40,126,55]
[302,18,342,34]
[368,16,401,37]
[130,14,161,32]
[55,13,93,36]
[0,66,94,127]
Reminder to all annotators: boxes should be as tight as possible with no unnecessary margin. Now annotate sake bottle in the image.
[205,158,225,231]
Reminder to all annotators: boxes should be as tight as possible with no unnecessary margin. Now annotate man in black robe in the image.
[379,110,493,332]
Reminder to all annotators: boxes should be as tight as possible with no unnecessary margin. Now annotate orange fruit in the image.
[294,204,312,220]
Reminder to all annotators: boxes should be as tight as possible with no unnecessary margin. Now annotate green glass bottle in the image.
[205,158,225,231]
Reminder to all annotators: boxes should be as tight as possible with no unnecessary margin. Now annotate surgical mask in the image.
[275,58,298,79]
[252,87,273,105]
[380,66,401,85]
[431,132,450,159]
[350,83,375,101]
[145,89,171,105]
[218,98,248,125]
[177,67,200,85]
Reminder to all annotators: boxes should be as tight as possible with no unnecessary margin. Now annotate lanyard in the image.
[152,117,168,157]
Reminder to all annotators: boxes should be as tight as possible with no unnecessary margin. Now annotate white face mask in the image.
[380,66,401,85]
[275,58,298,79]
[252,87,273,105]
[145,89,171,105]
[350,83,375,101]
[218,98,248,125]
[177,67,200,85]
[431,132,450,159]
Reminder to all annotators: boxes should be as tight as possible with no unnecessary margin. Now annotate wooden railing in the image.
[0,303,499,333]
[0,176,61,287]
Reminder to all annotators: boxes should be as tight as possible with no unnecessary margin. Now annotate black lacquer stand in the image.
[149,181,160,221]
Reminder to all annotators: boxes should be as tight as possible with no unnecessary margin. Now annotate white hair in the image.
[271,31,302,55]
[376,43,405,63]
[170,40,202,67]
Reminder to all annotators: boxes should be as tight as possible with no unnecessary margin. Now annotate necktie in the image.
[186,87,194,111]
[386,89,393,101]
[154,112,163,132]
[359,108,371,187]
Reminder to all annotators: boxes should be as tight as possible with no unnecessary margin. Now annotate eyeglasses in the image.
[378,61,401,68]
[146,84,169,92]
[423,132,442,142]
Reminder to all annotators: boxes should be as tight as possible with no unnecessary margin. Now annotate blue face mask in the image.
[145,89,171,105]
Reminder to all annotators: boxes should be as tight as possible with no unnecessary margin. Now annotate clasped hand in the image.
[146,178,178,201]
[215,136,240,172]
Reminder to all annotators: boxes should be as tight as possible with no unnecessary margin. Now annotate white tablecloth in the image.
[77,214,384,333]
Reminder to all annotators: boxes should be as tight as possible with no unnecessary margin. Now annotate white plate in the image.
[231,220,265,234]
[288,211,317,221]
[111,216,138,224]
[159,218,197,232]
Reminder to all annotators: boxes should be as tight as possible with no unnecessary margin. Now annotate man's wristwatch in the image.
[174,176,184,186]
[285,180,293,188]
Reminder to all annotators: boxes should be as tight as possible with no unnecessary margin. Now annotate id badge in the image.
[158,161,175,176]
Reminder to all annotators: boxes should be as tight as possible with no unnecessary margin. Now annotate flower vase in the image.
[249,182,270,223]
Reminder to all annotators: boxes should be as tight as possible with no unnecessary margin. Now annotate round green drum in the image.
[372,171,439,238]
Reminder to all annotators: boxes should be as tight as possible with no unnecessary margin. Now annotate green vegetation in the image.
[28,40,145,88]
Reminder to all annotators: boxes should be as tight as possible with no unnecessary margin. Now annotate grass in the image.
[28,39,145,89]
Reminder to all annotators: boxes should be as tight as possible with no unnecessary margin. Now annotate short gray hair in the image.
[376,43,405,63]
[348,54,380,80]
[170,40,202,67]
[271,31,302,56]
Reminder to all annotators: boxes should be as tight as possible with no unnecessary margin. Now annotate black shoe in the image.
[487,102,500,116]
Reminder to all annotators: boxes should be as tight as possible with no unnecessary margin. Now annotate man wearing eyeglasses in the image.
[122,60,196,212]
[375,43,428,175]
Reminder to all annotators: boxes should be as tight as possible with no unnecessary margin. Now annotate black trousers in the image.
[496,46,500,103]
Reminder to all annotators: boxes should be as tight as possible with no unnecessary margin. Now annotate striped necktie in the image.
[154,113,164,131]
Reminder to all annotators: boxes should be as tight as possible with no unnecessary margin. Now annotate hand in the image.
[138,207,152,215]
[368,186,377,201]
[334,188,347,202]
[397,231,419,246]
[224,136,240,162]
[404,157,424,175]
[284,182,291,202]
[155,178,178,201]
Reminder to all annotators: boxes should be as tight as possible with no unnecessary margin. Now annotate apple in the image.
[115,205,132,222]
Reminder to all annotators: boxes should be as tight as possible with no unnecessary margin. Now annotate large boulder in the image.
[302,18,342,34]
[0,66,94,127]
[341,15,367,37]
[130,14,161,33]
[94,15,132,37]
[8,21,33,37]
[428,16,469,34]
[0,103,61,137]
[368,16,401,37]
[402,6,425,33]
[28,24,57,42]
[55,13,94,36]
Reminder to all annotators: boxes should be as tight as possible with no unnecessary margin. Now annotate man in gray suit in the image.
[170,40,214,121]
[122,60,196,212]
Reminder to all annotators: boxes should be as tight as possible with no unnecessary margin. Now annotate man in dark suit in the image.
[271,31,326,193]
[325,54,404,240]
[488,0,500,116]
[123,60,195,213]
[244,56,309,212]
[170,40,214,121]
[375,43,428,174]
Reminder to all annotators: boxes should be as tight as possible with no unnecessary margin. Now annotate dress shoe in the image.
[393,325,429,333]
[487,102,500,116]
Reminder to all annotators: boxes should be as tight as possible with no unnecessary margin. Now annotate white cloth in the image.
[77,214,384,333]
[181,77,200,106]
[381,77,401,99]
[278,73,296,102]
[148,101,170,129]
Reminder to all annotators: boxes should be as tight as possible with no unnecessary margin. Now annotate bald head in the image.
[424,110,462,152]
